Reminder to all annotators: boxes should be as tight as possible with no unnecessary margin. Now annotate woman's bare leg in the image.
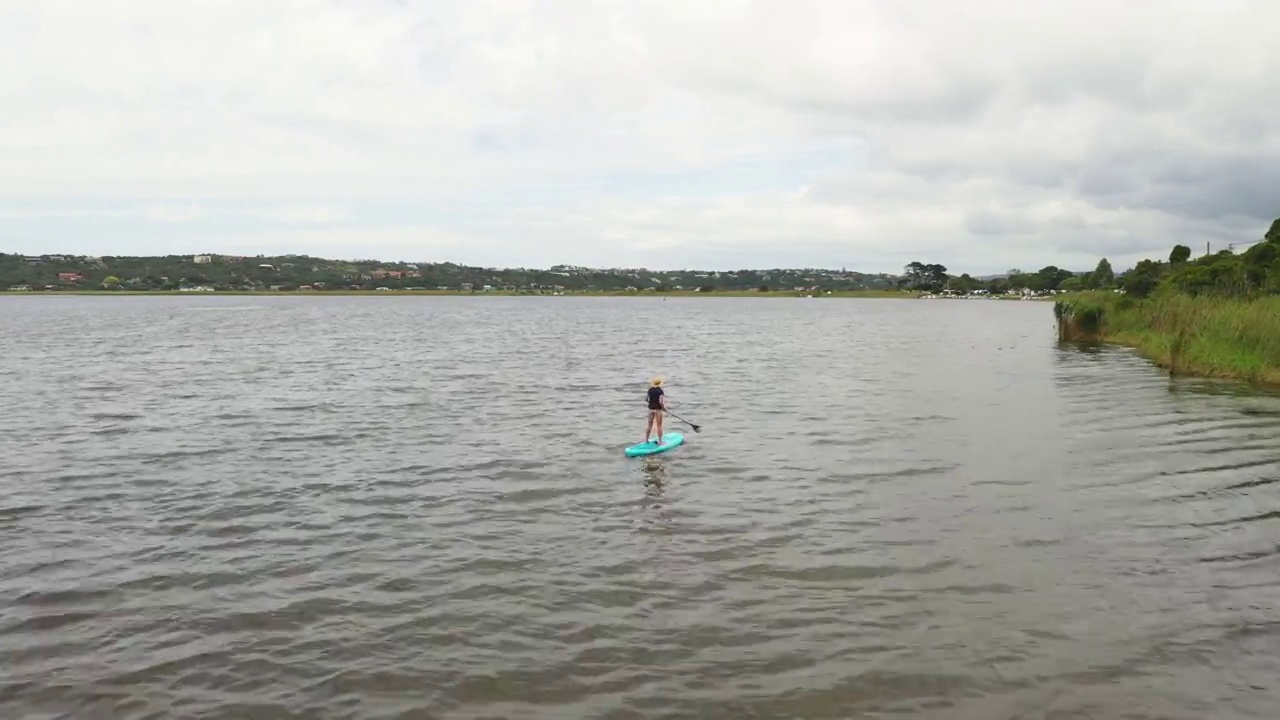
[655,410,664,441]
[644,411,655,442]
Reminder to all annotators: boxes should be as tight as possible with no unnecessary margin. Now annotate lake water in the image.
[2,295,1279,719]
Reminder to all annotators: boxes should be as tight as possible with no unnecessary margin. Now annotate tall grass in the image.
[1054,291,1280,384]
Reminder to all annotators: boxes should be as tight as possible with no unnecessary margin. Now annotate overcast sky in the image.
[2,1,1277,274]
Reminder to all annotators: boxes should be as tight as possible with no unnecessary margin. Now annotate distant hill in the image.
[1,252,1112,295]
[0,252,903,293]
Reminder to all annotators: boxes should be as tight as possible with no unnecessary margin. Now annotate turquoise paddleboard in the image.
[624,432,685,457]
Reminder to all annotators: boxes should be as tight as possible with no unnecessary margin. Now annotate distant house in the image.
[193,255,213,264]
[58,272,83,282]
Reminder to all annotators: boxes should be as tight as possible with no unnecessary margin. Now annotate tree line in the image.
[0,253,898,293]
[1085,217,1280,299]
[901,216,1280,298]
[16,216,1272,298]
[898,259,1115,294]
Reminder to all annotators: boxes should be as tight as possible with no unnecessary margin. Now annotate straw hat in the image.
[650,377,663,387]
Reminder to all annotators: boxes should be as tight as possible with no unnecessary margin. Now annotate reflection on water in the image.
[1059,337,1280,400]
[640,457,670,496]
[1,295,1278,719]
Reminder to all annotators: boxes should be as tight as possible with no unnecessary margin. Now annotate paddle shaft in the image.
[663,409,701,432]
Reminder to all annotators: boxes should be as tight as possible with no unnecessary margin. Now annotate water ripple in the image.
[0,296,1277,718]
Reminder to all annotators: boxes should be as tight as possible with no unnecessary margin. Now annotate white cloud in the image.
[2,0,1277,272]
[140,204,205,223]
[0,203,348,224]
[260,207,352,224]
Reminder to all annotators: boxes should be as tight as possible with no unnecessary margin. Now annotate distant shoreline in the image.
[0,289,1060,301]
[6,289,929,299]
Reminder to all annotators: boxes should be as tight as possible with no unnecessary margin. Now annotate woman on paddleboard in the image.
[645,377,666,444]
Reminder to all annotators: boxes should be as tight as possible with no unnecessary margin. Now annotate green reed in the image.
[1055,291,1280,384]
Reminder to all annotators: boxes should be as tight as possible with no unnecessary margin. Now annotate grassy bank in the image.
[1054,291,1280,384]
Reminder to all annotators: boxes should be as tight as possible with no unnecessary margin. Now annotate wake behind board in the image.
[624,432,685,457]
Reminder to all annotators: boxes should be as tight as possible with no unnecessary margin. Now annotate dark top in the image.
[647,386,664,410]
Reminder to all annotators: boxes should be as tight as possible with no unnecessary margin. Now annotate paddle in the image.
[663,409,701,433]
